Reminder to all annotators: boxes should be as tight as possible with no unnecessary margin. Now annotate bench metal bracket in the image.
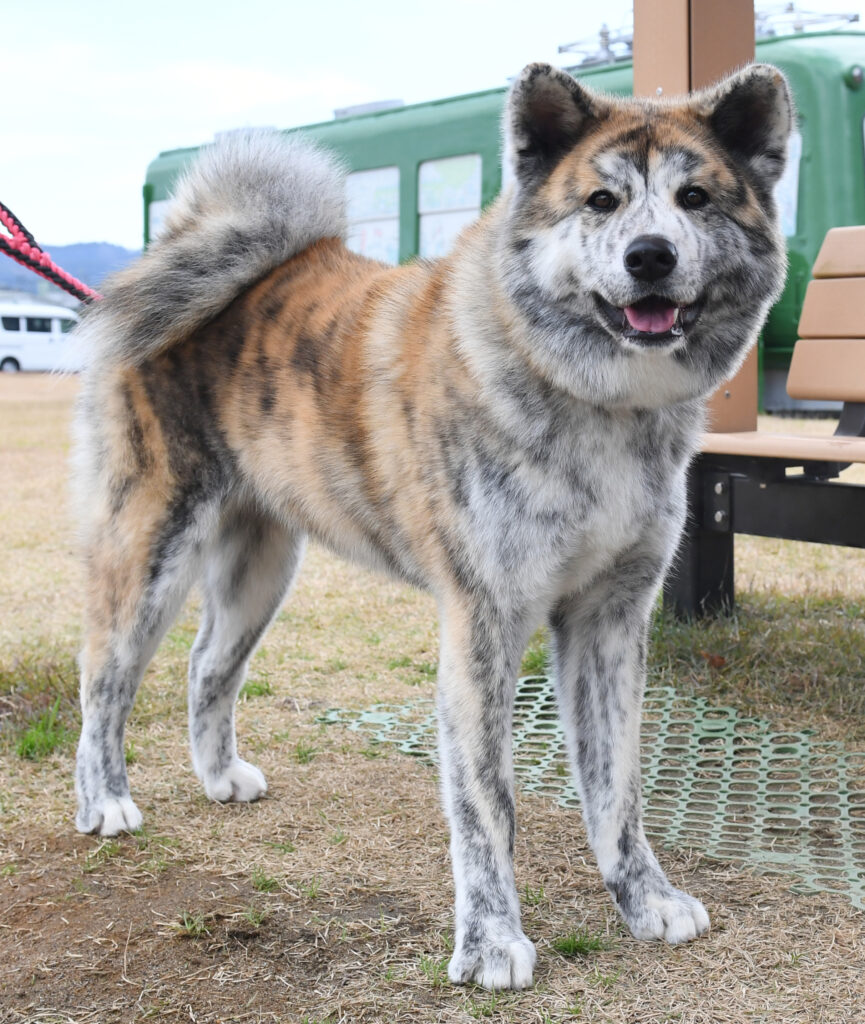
[663,452,865,618]
[837,401,865,438]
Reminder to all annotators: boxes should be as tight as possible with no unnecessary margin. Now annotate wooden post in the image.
[633,0,758,432]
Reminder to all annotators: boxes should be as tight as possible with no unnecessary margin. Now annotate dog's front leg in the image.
[436,595,536,991]
[550,549,711,944]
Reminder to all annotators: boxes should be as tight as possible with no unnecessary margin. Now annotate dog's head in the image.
[501,63,793,406]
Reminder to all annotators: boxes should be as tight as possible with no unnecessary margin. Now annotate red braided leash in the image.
[0,201,102,304]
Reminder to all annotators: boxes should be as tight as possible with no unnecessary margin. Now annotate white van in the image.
[0,301,82,373]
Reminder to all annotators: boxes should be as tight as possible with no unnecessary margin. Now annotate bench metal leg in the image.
[663,464,734,618]
[663,441,865,619]
[664,526,734,618]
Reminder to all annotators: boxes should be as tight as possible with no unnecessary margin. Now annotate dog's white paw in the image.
[76,795,143,836]
[203,759,267,803]
[448,930,536,990]
[619,885,710,944]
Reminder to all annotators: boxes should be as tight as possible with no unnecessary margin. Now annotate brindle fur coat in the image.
[73,63,792,990]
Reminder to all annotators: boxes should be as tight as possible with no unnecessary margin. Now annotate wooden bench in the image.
[664,226,865,617]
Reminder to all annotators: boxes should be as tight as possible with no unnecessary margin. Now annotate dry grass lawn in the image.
[1,374,863,1023]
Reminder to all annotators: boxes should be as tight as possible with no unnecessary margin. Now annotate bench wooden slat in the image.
[700,431,865,463]
[812,226,865,278]
[798,278,865,338]
[786,338,865,402]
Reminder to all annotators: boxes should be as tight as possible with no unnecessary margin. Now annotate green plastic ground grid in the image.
[320,676,865,909]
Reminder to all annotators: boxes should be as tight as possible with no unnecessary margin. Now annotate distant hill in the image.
[0,242,139,299]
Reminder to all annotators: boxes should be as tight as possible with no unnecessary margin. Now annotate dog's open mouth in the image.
[594,293,704,346]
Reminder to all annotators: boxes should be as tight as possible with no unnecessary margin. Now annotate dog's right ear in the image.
[505,63,608,190]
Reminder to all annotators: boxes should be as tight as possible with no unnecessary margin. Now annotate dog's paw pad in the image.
[203,759,267,803]
[448,933,536,991]
[76,796,143,836]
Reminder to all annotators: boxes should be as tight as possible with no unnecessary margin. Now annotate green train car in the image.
[143,30,865,409]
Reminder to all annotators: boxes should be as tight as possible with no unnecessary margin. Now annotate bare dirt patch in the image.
[3,744,864,1023]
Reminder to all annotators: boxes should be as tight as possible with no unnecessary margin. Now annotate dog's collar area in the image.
[593,292,704,346]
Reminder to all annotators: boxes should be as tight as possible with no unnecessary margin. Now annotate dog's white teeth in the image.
[671,308,684,337]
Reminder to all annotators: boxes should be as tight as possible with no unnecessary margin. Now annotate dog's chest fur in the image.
[436,391,697,605]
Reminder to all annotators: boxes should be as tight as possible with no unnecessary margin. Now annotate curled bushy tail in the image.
[80,130,346,366]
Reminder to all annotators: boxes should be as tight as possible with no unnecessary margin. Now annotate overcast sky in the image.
[3,0,863,250]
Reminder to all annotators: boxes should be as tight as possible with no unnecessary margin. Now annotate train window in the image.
[148,199,171,242]
[60,319,76,333]
[26,318,52,333]
[418,154,482,258]
[1,317,21,331]
[773,130,802,237]
[346,166,400,264]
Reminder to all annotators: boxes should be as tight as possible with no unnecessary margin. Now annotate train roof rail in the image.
[756,4,859,37]
[558,7,861,68]
[334,99,404,120]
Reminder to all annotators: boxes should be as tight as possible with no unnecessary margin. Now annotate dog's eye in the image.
[587,190,618,212]
[679,186,710,210]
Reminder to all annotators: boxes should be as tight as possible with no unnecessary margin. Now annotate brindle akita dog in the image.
[73,63,792,989]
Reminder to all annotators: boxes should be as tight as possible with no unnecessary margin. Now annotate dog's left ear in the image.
[505,63,610,189]
[699,64,793,188]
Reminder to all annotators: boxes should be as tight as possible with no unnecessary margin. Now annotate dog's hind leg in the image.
[188,501,305,803]
[75,489,212,836]
[550,542,710,945]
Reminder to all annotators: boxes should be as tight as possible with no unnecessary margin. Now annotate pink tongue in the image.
[624,303,677,333]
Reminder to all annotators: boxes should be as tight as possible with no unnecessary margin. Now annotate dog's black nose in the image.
[624,235,678,281]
